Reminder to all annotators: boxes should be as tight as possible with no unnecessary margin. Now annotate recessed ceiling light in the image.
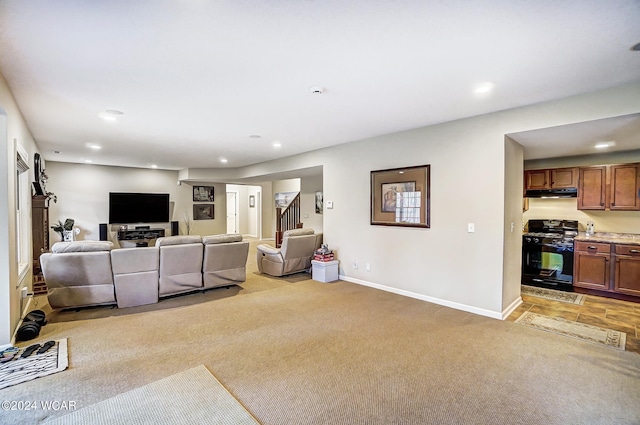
[474,82,494,94]
[272,141,282,148]
[99,109,124,121]
[150,164,158,169]
[53,150,61,154]
[595,141,616,149]
[99,113,117,121]
[249,134,261,139]
[86,143,101,150]
[84,159,92,163]
[220,158,228,163]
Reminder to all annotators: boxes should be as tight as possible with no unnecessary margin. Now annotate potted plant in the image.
[51,218,75,241]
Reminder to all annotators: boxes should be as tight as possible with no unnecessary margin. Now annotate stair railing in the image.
[275,192,302,247]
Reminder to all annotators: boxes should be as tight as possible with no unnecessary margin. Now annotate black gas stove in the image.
[522,219,578,290]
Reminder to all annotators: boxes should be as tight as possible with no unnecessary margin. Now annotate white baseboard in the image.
[10,296,34,346]
[501,296,523,320]
[339,274,505,320]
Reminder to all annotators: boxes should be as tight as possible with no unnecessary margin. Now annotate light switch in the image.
[327,201,334,209]
[467,223,475,233]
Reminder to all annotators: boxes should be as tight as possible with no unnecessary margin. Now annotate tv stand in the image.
[117,228,165,242]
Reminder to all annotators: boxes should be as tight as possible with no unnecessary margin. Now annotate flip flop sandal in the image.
[20,344,41,358]
[25,310,47,327]
[0,347,20,363]
[37,341,56,355]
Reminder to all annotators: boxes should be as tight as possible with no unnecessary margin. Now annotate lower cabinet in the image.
[574,241,640,298]
[614,245,640,297]
[574,242,611,290]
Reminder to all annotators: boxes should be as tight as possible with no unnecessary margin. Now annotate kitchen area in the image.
[506,113,640,353]
[522,163,640,299]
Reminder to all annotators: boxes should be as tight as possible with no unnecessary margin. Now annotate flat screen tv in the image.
[109,192,170,224]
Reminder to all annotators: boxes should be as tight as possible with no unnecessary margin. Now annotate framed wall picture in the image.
[370,165,430,228]
[275,191,297,208]
[193,186,214,202]
[315,191,323,214]
[249,195,255,208]
[193,204,214,220]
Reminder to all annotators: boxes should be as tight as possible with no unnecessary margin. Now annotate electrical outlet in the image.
[365,263,371,271]
[352,261,358,269]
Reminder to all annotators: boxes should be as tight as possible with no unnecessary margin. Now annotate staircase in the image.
[275,192,302,247]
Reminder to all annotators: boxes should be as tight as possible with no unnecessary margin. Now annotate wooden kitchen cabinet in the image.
[524,167,578,191]
[573,241,611,291]
[578,166,606,210]
[524,169,549,190]
[614,244,640,297]
[550,168,579,188]
[578,164,640,211]
[610,163,640,211]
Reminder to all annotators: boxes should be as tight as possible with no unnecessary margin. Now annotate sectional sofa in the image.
[40,234,250,309]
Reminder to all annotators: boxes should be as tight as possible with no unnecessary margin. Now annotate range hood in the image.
[524,187,577,198]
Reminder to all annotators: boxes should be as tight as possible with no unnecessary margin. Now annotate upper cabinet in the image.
[578,163,640,211]
[524,167,578,191]
[578,166,606,210]
[610,163,640,210]
[524,163,640,211]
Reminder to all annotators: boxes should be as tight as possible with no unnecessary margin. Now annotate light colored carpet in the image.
[0,339,68,390]
[44,365,259,425]
[515,311,626,350]
[2,239,639,424]
[521,285,585,305]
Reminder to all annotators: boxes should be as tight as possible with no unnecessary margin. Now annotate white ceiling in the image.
[0,0,639,170]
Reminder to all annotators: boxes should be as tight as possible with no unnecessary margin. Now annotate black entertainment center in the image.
[107,192,174,246]
[117,227,165,242]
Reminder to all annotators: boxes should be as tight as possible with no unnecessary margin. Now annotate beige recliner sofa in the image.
[41,241,116,309]
[156,235,204,297]
[110,247,159,308]
[256,228,321,276]
[202,234,250,289]
[41,234,251,309]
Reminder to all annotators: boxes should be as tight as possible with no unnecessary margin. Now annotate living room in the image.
[1,2,640,423]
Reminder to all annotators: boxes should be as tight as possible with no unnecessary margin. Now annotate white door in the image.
[226,192,238,234]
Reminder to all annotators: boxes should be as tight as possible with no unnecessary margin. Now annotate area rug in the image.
[521,285,585,305]
[0,339,68,390]
[515,311,626,350]
[45,365,260,425]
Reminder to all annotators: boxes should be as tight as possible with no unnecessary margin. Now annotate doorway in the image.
[226,192,238,234]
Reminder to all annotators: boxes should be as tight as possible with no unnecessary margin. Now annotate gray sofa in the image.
[41,234,250,309]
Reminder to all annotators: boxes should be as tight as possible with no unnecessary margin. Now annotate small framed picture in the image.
[193,204,214,220]
[193,186,214,202]
[249,195,255,208]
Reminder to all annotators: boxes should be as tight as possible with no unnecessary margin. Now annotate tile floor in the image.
[507,289,640,355]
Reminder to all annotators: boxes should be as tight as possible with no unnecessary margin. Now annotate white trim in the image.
[18,262,29,282]
[339,274,504,320]
[501,296,523,320]
[10,296,34,346]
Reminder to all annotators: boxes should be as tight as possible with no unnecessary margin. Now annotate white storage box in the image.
[311,260,339,283]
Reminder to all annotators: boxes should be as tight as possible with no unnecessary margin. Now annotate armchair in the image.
[256,228,318,276]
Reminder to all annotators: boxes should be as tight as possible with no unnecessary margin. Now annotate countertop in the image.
[574,232,640,246]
